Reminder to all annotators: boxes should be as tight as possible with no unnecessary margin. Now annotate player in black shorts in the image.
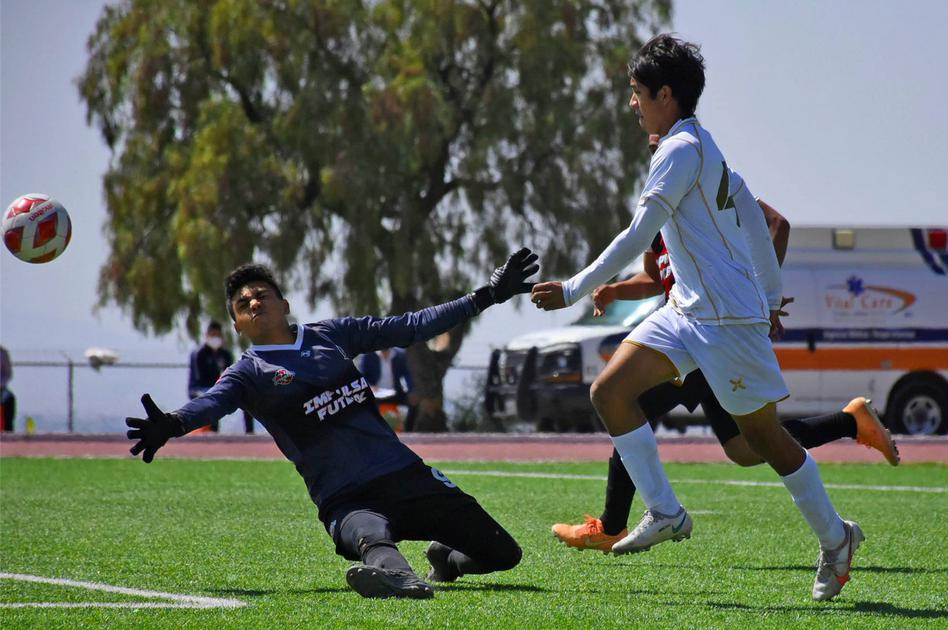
[552,201,899,553]
[125,250,538,599]
[553,368,898,552]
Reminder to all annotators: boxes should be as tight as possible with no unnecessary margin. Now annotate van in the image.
[484,294,662,432]
[484,227,948,434]
[776,226,948,435]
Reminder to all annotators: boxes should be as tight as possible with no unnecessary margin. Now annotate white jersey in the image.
[644,117,778,325]
[561,117,782,323]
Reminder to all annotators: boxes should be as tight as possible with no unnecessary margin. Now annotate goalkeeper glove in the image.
[125,394,185,463]
[472,248,540,313]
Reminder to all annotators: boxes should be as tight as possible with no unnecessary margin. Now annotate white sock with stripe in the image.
[612,423,681,515]
[780,452,846,549]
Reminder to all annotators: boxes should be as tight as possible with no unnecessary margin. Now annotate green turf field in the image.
[1,458,946,628]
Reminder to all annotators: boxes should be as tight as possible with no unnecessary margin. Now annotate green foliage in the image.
[79,0,671,337]
[2,459,946,628]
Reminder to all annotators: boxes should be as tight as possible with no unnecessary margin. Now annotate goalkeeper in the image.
[125,250,538,599]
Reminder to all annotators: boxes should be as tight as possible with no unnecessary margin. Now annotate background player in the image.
[125,250,538,599]
[531,34,862,600]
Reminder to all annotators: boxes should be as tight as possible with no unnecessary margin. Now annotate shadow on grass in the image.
[596,559,948,577]
[207,582,547,596]
[431,582,547,593]
[736,564,948,575]
[705,600,948,620]
[207,587,350,596]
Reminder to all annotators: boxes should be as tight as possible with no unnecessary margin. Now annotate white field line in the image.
[0,573,246,609]
[441,469,948,493]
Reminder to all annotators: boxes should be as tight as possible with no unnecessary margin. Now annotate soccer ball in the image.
[2,193,72,263]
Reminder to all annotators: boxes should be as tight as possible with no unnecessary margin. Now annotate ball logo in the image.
[272,369,295,386]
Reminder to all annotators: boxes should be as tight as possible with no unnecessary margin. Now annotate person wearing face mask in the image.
[187,321,235,432]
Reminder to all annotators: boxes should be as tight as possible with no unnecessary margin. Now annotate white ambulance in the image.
[776,226,948,434]
[485,227,948,435]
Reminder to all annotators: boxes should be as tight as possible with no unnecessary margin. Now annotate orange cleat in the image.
[844,397,900,466]
[551,515,627,553]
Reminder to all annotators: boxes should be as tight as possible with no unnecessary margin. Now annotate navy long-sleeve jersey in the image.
[175,296,477,516]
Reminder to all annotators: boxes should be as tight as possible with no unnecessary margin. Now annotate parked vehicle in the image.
[485,295,662,432]
[485,227,948,434]
[776,226,948,435]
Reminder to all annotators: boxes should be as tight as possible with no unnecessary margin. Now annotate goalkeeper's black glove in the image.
[125,394,185,463]
[472,248,540,313]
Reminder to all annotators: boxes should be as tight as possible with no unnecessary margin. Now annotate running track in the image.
[2,433,946,463]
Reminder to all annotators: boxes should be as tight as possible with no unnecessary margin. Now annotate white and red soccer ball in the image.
[2,194,72,263]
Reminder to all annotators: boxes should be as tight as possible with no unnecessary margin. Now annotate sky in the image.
[1,0,947,431]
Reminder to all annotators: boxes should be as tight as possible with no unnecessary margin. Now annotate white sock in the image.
[612,424,681,515]
[780,452,846,549]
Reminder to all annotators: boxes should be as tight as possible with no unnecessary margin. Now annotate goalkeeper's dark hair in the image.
[225,264,285,321]
[628,34,705,118]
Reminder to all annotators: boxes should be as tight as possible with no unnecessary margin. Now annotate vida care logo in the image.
[824,275,916,318]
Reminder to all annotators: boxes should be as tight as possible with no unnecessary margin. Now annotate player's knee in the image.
[590,376,621,414]
[488,539,522,572]
[338,510,394,558]
[476,528,522,572]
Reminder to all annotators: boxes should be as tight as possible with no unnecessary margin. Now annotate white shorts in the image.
[625,304,789,416]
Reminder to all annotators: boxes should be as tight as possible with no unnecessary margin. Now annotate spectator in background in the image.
[1,345,14,432]
[188,322,234,432]
[359,348,418,431]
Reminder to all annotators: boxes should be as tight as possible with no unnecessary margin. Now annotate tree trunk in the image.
[404,323,467,432]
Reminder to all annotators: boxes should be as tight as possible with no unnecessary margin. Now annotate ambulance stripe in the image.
[910,228,946,275]
[780,328,948,344]
[775,347,948,371]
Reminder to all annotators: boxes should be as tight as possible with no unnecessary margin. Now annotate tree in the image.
[79,0,671,430]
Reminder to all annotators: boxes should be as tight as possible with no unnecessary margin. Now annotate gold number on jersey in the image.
[715,161,740,227]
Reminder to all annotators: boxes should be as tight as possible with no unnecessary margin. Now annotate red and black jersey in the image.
[649,233,674,301]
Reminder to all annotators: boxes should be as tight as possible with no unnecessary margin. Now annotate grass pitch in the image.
[1,457,946,628]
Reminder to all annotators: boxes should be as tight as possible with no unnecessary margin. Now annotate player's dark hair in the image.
[206,321,223,333]
[224,264,285,321]
[628,34,705,118]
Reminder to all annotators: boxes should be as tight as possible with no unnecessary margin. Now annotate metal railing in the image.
[9,360,486,433]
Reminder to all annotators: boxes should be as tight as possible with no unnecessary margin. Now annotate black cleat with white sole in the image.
[345,565,434,599]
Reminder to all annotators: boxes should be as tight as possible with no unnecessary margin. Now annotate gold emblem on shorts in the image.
[730,377,746,392]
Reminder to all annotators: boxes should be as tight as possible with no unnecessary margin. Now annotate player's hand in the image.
[778,296,795,317]
[490,247,540,303]
[592,284,617,317]
[473,248,540,312]
[530,281,566,311]
[768,310,785,342]
[125,394,185,463]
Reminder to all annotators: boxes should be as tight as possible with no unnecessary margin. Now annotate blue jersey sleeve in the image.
[329,295,477,357]
[187,349,200,393]
[175,365,246,433]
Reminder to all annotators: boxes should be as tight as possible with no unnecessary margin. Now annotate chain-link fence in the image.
[5,360,487,433]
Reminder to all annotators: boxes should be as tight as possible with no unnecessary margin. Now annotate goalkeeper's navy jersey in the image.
[175,296,477,514]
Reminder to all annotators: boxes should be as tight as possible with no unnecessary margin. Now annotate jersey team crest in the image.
[272,369,295,385]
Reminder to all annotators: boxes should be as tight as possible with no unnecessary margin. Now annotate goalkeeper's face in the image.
[230,281,291,343]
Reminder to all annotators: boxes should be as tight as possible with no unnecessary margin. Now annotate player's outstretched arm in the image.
[335,248,539,356]
[125,394,185,463]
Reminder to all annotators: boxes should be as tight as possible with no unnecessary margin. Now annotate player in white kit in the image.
[531,35,862,601]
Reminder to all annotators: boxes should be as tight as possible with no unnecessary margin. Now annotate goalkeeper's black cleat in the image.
[425,541,460,583]
[345,565,434,599]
